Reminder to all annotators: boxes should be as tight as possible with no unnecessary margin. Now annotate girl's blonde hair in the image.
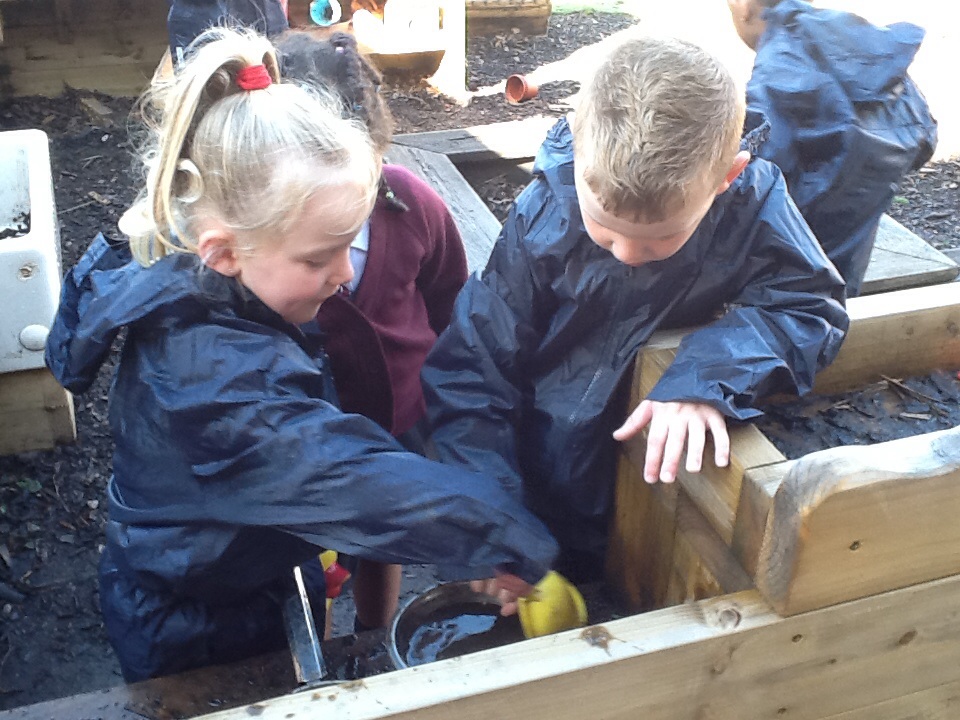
[121,27,380,266]
[572,36,745,222]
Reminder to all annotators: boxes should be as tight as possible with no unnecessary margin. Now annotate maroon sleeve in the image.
[383,164,469,335]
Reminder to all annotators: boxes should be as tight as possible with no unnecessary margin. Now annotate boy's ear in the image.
[197,229,241,277]
[714,150,752,195]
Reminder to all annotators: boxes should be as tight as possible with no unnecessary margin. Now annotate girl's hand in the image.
[612,399,730,483]
[470,570,536,616]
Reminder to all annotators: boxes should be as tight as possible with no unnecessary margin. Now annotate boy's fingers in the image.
[643,419,667,483]
[708,414,730,467]
[684,417,706,473]
[499,598,519,617]
[613,400,654,440]
[659,420,687,483]
[494,572,535,597]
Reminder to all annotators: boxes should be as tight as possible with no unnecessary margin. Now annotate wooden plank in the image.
[633,344,785,546]
[0,368,75,455]
[731,461,788,578]
[756,424,960,616]
[860,214,959,295]
[672,424,783,547]
[392,115,557,164]
[663,491,753,607]
[385,143,501,273]
[814,281,960,394]
[821,678,960,720]
[0,649,297,720]
[605,438,679,612]
[0,0,167,97]
[199,573,960,720]
[635,283,960,399]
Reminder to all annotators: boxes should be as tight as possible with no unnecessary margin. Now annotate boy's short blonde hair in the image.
[573,36,745,221]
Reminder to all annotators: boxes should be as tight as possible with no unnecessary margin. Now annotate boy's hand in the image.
[470,571,536,616]
[613,400,730,483]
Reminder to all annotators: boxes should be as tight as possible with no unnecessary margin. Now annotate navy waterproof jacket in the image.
[45,235,557,679]
[749,0,937,296]
[422,118,849,571]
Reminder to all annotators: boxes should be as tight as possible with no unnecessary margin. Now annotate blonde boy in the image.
[423,37,848,579]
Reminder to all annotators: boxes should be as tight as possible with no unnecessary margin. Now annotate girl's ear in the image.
[197,229,241,277]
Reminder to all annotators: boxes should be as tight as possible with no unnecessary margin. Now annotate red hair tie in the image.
[236,64,273,91]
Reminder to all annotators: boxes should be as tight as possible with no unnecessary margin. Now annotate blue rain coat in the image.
[45,235,557,680]
[749,0,937,296]
[422,117,849,575]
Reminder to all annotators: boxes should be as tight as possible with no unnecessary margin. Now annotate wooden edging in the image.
[392,115,557,164]
[610,281,960,617]
[755,425,960,616]
[199,573,960,720]
[622,280,960,549]
[0,368,75,456]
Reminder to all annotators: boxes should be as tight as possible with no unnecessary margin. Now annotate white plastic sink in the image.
[0,129,61,373]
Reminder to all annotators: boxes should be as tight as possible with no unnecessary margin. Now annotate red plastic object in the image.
[324,561,351,599]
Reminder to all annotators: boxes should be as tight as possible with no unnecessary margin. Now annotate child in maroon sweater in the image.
[276,30,469,633]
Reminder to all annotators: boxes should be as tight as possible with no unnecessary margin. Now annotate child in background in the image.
[44,28,556,682]
[726,0,938,296]
[422,36,849,581]
[167,0,289,67]
[274,30,469,634]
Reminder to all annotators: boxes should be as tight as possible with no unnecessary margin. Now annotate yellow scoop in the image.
[517,571,588,638]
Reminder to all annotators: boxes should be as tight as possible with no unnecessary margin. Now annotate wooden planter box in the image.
[608,281,960,618]
[185,192,960,720]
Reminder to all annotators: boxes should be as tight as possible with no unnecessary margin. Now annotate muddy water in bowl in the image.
[389,583,525,669]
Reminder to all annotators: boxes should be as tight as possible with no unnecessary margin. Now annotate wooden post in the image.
[0,369,76,456]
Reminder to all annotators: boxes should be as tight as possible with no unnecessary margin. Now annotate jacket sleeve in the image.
[646,168,849,419]
[151,325,558,585]
[45,233,133,394]
[422,204,547,500]
[407,175,470,335]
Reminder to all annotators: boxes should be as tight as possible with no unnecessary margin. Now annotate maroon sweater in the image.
[315,164,468,436]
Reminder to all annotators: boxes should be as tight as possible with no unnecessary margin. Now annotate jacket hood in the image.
[761,0,924,101]
[46,234,287,393]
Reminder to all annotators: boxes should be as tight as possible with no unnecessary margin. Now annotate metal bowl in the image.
[388,582,523,669]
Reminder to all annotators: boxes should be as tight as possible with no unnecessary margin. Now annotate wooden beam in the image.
[0,368,75,456]
[662,491,754,607]
[627,342,786,547]
[385,143,501,273]
[634,282,960,399]
[605,439,679,612]
[821,678,960,720]
[198,573,960,720]
[392,115,557,164]
[0,0,167,98]
[756,424,960,616]
[860,214,959,295]
[731,461,788,578]
[814,281,960,394]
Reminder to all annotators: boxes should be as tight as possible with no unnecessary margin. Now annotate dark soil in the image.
[0,8,958,713]
[756,370,960,460]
